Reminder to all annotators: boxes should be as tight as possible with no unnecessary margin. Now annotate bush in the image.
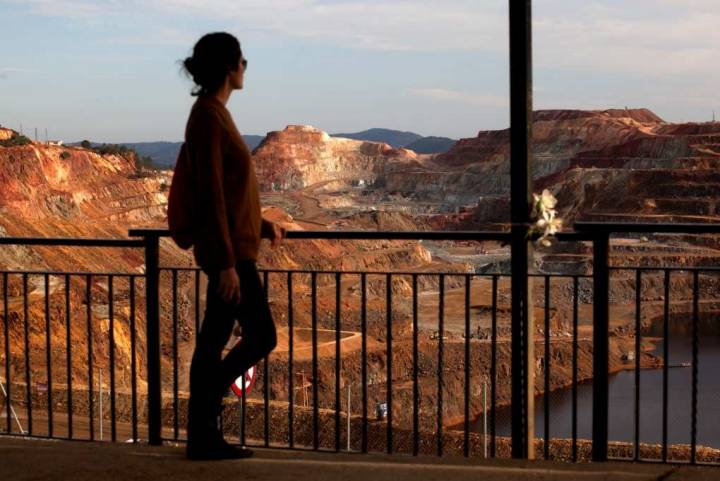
[0,133,32,147]
[80,140,91,149]
[94,143,131,157]
[59,151,71,160]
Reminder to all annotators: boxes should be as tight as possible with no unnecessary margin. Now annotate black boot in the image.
[186,435,254,461]
[186,406,253,461]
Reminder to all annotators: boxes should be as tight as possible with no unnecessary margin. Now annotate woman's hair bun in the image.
[181,32,242,96]
[183,56,196,76]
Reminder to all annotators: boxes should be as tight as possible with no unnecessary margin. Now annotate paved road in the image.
[2,436,718,481]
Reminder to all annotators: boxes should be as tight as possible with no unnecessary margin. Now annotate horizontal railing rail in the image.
[128,227,593,242]
[0,238,144,248]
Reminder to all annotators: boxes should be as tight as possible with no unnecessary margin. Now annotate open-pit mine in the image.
[1,108,719,460]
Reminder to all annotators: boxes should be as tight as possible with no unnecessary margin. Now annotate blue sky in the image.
[1,0,719,142]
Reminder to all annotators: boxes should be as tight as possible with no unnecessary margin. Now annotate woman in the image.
[180,32,282,460]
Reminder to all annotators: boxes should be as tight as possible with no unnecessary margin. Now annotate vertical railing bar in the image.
[386,273,393,454]
[662,269,670,463]
[463,274,471,457]
[64,274,73,440]
[143,235,161,446]
[44,273,53,438]
[23,273,32,435]
[543,276,550,460]
[361,273,368,454]
[509,0,534,459]
[490,275,498,458]
[194,269,200,348]
[591,233,610,462]
[240,367,246,445]
[86,274,94,441]
[437,274,444,457]
[129,276,138,443]
[334,272,341,452]
[287,272,294,449]
[4,273,11,434]
[263,270,270,448]
[312,272,319,450]
[172,270,179,441]
[634,270,641,461]
[571,276,579,462]
[108,275,116,442]
[691,270,699,465]
[412,273,419,456]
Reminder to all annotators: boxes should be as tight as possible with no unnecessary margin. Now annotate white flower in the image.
[538,236,553,247]
[533,189,558,211]
[530,190,562,247]
[537,209,562,235]
[540,189,558,209]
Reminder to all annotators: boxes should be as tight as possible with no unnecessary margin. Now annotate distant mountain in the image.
[331,128,456,153]
[243,135,266,151]
[404,136,456,154]
[71,136,266,169]
[121,142,182,169]
[331,128,422,149]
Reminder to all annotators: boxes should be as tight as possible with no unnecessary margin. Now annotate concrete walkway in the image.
[1,436,717,481]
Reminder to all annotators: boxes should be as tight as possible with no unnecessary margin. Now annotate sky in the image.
[1,0,719,142]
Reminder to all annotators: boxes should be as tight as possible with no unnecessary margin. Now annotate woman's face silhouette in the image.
[229,57,246,90]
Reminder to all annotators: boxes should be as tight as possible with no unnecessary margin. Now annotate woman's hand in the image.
[269,222,286,248]
[218,267,241,305]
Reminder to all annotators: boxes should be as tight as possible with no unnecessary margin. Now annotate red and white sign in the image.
[229,337,257,397]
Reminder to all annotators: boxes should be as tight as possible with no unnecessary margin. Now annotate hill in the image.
[71,135,266,169]
[331,128,423,148]
[404,136,456,154]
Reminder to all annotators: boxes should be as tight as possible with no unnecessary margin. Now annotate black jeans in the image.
[187,260,277,436]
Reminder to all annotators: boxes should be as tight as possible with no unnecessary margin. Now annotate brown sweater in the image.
[184,95,264,272]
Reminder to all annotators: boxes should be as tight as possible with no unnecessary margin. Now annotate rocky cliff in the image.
[384,108,720,226]
[253,125,418,191]
[0,134,182,272]
[0,127,15,141]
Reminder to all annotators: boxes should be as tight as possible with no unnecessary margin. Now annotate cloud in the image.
[408,88,507,108]
[7,0,720,120]
[8,0,720,77]
[9,0,509,52]
[4,0,123,19]
[534,1,720,77]
[143,0,509,51]
[0,67,37,79]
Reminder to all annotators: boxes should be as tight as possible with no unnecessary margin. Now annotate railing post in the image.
[509,0,534,459]
[592,232,610,461]
[143,233,162,446]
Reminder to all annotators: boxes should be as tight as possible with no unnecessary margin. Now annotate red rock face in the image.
[432,108,720,227]
[0,142,178,271]
[437,108,665,169]
[253,125,417,191]
[0,127,15,141]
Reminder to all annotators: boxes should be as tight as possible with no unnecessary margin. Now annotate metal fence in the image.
[1,225,719,465]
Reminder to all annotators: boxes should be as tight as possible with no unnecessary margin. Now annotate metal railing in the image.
[0,236,145,443]
[1,225,719,466]
[576,222,720,464]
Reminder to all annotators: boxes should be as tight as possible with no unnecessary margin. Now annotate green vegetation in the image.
[59,151,71,160]
[93,143,133,157]
[0,133,32,147]
[82,140,159,176]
